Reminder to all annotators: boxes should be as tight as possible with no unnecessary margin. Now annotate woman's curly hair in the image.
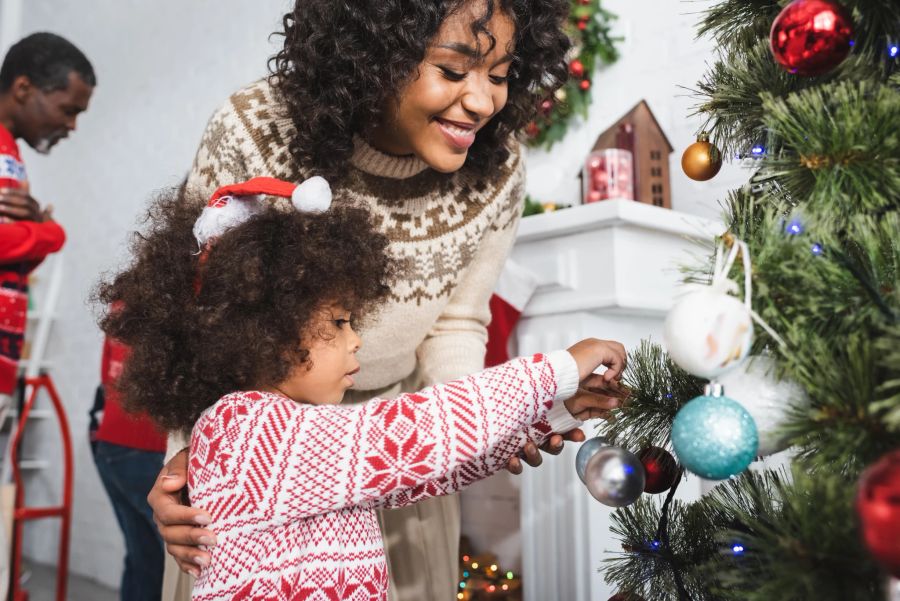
[97,188,395,436]
[269,0,570,179]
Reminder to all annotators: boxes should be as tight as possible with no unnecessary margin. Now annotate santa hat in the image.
[193,176,332,247]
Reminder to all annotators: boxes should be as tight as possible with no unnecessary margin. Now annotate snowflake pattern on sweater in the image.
[188,351,580,600]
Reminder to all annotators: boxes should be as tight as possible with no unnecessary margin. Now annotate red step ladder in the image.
[9,374,73,601]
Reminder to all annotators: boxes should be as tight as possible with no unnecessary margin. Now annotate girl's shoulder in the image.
[194,390,292,430]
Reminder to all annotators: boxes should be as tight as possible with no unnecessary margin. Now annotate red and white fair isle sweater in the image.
[188,350,580,600]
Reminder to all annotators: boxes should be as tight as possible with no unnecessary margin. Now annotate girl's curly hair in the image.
[97,188,395,436]
[269,0,570,179]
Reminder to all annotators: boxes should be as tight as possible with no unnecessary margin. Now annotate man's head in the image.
[0,32,95,154]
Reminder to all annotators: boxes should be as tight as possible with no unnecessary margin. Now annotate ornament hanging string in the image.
[655,466,691,601]
[711,234,786,349]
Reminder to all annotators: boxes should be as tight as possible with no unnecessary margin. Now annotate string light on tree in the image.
[681,132,723,181]
[769,0,854,76]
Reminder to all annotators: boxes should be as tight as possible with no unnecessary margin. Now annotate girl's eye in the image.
[334,319,350,328]
[439,67,467,82]
[489,74,509,85]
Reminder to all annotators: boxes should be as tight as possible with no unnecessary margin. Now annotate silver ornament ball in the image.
[583,446,646,507]
[575,437,611,483]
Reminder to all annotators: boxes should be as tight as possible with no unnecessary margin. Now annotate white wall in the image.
[17,0,289,588]
[11,0,749,590]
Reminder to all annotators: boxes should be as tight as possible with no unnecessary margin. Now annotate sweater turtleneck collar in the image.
[349,135,431,180]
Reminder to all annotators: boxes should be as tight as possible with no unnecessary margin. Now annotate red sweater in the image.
[0,124,65,395]
[95,335,167,453]
[188,350,580,600]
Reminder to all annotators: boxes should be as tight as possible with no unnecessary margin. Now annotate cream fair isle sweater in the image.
[171,79,525,453]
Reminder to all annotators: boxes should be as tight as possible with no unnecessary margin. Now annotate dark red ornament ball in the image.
[638,446,679,494]
[577,19,588,31]
[579,79,591,91]
[857,449,900,578]
[769,0,854,76]
[540,99,554,116]
[525,121,540,138]
[608,594,646,601]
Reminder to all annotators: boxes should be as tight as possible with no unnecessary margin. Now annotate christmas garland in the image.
[526,0,621,149]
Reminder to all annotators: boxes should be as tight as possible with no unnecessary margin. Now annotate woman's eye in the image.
[439,67,467,81]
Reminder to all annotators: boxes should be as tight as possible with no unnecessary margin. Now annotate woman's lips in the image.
[434,118,476,150]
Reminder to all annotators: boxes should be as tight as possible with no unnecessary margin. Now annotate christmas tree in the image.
[591,1,900,599]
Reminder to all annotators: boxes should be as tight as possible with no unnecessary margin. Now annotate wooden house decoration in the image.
[584,100,674,209]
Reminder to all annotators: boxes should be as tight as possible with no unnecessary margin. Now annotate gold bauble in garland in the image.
[681,133,723,181]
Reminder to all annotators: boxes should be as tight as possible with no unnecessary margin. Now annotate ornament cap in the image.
[697,132,711,142]
[705,382,724,397]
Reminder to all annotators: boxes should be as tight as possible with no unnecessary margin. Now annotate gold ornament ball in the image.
[554,88,568,102]
[681,134,723,181]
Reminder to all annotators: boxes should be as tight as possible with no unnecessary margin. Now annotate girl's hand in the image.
[566,338,627,382]
[563,338,629,420]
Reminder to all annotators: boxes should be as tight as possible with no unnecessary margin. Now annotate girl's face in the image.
[370,2,516,173]
[267,304,362,405]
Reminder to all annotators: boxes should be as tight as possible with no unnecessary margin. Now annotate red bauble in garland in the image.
[580,79,591,91]
[540,99,554,116]
[637,446,678,494]
[856,449,900,578]
[570,59,585,78]
[577,18,588,31]
[769,0,854,76]
[525,121,540,138]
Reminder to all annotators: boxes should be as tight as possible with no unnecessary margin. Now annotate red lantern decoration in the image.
[857,449,900,578]
[570,59,585,78]
[769,0,854,76]
[580,79,591,91]
[638,446,679,494]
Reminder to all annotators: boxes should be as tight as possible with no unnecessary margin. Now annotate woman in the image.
[148,1,598,599]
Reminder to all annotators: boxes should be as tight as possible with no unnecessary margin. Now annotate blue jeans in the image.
[92,441,164,601]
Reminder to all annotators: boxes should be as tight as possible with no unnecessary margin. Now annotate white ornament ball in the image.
[717,355,810,456]
[664,288,754,379]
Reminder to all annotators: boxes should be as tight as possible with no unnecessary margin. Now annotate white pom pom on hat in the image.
[193,176,332,247]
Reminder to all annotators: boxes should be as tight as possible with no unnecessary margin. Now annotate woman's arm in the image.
[0,220,65,264]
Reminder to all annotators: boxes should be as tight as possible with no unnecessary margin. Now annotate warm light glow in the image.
[502,584,509,591]
[458,595,464,600]
[462,555,470,562]
[490,564,498,571]
[488,585,496,592]
[471,562,479,569]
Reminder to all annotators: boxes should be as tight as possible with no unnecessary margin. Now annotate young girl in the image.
[99,178,625,600]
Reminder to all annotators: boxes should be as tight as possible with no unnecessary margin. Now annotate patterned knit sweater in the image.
[188,350,580,600]
[180,79,525,429]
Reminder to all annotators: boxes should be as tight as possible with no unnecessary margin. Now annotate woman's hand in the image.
[148,449,216,577]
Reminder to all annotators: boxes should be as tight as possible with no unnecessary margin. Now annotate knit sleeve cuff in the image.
[544,350,583,433]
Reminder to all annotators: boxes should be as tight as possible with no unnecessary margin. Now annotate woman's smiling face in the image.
[370,2,515,173]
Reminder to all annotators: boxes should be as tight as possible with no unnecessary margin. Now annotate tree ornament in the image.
[569,59,585,78]
[583,445,645,507]
[577,18,588,31]
[856,449,900,578]
[681,132,722,181]
[525,121,540,138]
[554,88,568,103]
[580,79,591,91]
[717,355,810,456]
[664,238,754,379]
[637,446,679,494]
[770,0,854,76]
[540,98,554,116]
[671,383,758,480]
[575,436,610,482]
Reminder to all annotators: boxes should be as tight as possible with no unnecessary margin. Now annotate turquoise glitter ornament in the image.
[671,384,758,480]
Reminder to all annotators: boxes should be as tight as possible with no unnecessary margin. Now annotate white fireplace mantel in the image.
[511,200,723,601]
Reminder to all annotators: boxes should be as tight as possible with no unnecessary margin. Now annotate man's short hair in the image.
[0,32,96,93]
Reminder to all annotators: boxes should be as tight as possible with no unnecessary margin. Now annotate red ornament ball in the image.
[540,99,554,116]
[857,449,900,578]
[525,121,540,138]
[577,19,588,31]
[569,59,585,78]
[769,0,854,76]
[638,446,679,494]
[580,79,591,91]
[579,0,591,4]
